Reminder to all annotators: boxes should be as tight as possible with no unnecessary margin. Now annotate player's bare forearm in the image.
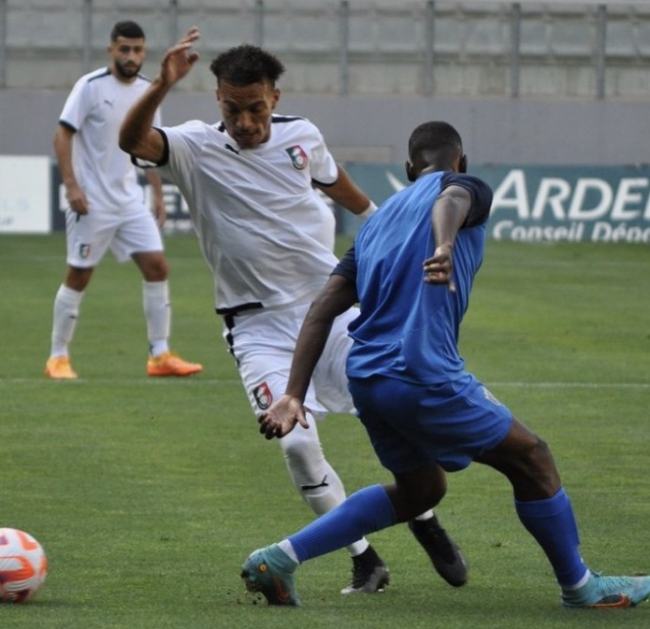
[119,78,169,162]
[120,27,200,162]
[425,186,472,290]
[431,186,471,249]
[318,166,372,214]
[53,125,88,215]
[285,274,356,400]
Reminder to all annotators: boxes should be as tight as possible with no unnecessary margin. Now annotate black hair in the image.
[209,45,285,86]
[110,21,145,42]
[408,121,463,162]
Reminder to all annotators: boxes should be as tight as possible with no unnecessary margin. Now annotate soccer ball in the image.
[0,528,47,603]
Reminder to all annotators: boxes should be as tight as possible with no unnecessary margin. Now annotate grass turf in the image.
[1,233,649,628]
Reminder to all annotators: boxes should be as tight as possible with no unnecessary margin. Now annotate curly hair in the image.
[209,45,285,86]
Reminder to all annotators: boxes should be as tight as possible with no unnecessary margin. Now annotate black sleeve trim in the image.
[58,120,77,133]
[312,177,336,188]
[440,173,493,228]
[129,128,169,169]
[332,245,357,283]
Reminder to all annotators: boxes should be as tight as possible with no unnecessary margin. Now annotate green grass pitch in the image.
[1,233,649,629]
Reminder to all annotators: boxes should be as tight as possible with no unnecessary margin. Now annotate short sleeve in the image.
[59,77,91,131]
[440,173,493,228]
[308,124,338,187]
[332,245,357,283]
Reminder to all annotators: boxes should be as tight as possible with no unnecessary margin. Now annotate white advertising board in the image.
[0,156,51,233]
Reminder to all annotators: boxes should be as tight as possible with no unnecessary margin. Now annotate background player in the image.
[119,28,466,593]
[244,121,650,610]
[45,20,201,380]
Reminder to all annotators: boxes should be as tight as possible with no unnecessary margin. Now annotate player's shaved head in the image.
[406,121,466,179]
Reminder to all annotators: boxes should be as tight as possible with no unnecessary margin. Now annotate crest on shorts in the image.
[252,382,273,410]
[482,386,502,407]
[286,145,308,170]
[79,244,91,259]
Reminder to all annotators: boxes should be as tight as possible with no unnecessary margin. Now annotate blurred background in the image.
[2,1,650,240]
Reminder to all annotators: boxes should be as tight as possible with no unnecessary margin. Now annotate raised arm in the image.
[258,273,358,439]
[119,27,201,163]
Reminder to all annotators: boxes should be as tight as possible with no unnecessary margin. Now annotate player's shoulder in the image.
[134,73,154,85]
[82,67,112,85]
[441,172,491,194]
[270,114,320,137]
[164,119,229,155]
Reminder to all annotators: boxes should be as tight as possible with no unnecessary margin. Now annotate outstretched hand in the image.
[423,243,456,292]
[258,394,310,440]
[160,26,201,87]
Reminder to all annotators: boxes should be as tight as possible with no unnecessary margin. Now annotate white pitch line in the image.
[0,379,649,389]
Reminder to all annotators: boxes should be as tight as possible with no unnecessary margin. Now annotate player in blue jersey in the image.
[121,29,466,594]
[241,121,650,608]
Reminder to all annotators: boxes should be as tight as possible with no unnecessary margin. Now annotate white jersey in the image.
[155,115,340,312]
[59,68,161,213]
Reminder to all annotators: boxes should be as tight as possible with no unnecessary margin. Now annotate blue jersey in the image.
[335,171,492,384]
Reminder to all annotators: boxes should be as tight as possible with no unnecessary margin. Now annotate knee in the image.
[146,259,169,282]
[65,266,92,291]
[138,253,169,282]
[392,468,447,521]
[279,429,324,472]
[517,436,561,496]
[523,435,554,471]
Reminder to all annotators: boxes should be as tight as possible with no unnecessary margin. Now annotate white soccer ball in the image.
[0,528,48,603]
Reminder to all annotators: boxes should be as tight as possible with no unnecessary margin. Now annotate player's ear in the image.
[459,154,468,173]
[271,88,280,110]
[405,160,416,182]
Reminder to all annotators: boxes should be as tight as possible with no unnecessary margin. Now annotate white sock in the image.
[51,284,83,357]
[563,571,591,591]
[279,413,369,558]
[143,280,170,357]
[278,539,300,565]
[415,510,434,521]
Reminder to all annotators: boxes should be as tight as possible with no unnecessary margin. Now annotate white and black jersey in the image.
[154,115,340,312]
[59,68,161,213]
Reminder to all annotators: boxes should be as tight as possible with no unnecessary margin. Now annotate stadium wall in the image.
[2,90,650,242]
[1,89,649,167]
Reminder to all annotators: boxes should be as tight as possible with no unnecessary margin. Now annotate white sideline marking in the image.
[0,378,649,389]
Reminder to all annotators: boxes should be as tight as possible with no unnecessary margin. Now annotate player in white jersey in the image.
[119,27,467,594]
[45,20,201,380]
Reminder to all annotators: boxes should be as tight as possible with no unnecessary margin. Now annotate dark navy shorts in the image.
[348,372,513,474]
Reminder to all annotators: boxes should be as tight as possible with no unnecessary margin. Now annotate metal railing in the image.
[1,1,649,99]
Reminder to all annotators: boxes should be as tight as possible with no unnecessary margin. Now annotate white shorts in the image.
[65,206,163,268]
[223,301,358,419]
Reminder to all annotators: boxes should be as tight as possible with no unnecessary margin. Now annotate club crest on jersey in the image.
[79,244,91,259]
[253,382,273,410]
[286,145,308,170]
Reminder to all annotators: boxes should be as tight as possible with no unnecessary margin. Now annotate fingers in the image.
[423,252,455,291]
[257,412,308,440]
[257,415,285,440]
[181,26,200,44]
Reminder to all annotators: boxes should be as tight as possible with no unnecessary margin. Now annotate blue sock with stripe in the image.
[288,484,395,563]
[515,487,588,587]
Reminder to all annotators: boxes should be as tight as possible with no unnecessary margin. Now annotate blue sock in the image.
[515,487,588,587]
[288,484,395,563]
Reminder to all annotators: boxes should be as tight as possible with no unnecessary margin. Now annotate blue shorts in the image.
[348,372,513,474]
